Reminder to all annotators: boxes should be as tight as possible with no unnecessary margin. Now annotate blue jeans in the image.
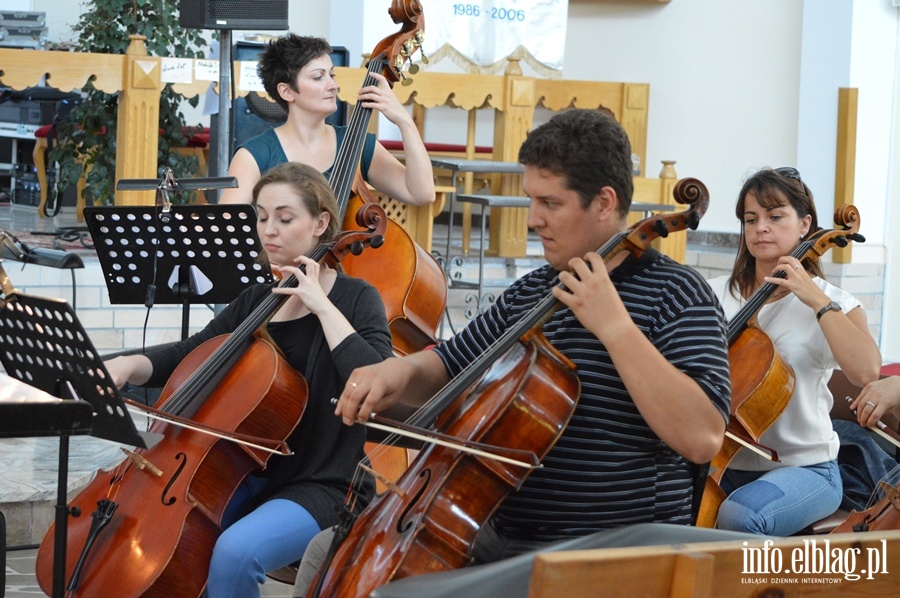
[206,475,321,598]
[717,460,842,536]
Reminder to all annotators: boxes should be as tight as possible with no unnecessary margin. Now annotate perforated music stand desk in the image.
[83,205,273,339]
[0,290,160,598]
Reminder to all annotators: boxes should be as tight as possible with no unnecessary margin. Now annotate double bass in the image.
[310,179,710,597]
[695,204,865,528]
[34,206,389,597]
[330,0,447,356]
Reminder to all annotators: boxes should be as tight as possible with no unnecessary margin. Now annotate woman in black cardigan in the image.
[105,162,393,598]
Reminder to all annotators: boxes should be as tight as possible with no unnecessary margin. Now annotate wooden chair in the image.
[528,530,900,597]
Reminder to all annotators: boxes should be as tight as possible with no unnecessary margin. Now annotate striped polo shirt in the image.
[433,248,731,541]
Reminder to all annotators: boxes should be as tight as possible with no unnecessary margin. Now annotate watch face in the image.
[818,301,841,320]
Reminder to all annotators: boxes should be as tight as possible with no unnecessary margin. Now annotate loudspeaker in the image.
[179,0,289,31]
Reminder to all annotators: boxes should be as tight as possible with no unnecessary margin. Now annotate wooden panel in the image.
[529,530,900,597]
[833,87,857,264]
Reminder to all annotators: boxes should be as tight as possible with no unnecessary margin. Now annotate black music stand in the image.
[85,171,273,339]
[0,287,161,598]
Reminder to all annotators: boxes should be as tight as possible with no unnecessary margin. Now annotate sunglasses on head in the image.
[774,167,801,181]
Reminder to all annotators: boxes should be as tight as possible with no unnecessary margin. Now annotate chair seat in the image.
[804,508,851,535]
[267,564,298,585]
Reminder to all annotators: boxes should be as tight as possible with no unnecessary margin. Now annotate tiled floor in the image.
[1,203,544,597]
[2,547,295,597]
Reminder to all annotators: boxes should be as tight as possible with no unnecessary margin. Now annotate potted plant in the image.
[49,0,208,207]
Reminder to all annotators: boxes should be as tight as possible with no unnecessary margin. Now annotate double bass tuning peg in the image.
[415,31,429,64]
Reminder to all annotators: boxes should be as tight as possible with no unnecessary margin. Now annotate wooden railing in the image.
[0,39,686,260]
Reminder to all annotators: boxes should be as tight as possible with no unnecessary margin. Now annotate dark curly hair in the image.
[257,34,333,112]
[517,109,634,218]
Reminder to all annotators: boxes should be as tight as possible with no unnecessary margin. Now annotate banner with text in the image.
[422,0,567,73]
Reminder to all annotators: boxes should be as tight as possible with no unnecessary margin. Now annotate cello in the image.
[695,204,865,528]
[330,0,448,356]
[830,397,900,533]
[34,205,389,597]
[310,179,710,597]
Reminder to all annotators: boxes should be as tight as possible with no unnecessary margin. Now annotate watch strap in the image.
[816,301,841,321]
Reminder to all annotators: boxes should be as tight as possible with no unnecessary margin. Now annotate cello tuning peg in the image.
[653,219,670,238]
[851,233,866,243]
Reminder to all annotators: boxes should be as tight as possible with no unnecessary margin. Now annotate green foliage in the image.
[49,0,209,206]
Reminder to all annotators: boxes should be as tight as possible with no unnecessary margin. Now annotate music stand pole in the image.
[0,284,159,595]
[49,381,85,598]
[84,172,271,340]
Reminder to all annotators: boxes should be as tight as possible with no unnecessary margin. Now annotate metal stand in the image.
[84,171,271,339]
[0,279,161,597]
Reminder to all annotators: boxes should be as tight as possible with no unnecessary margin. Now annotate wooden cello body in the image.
[310,179,710,597]
[35,212,389,597]
[36,337,307,597]
[695,326,794,527]
[330,1,447,355]
[314,330,580,597]
[695,204,865,528]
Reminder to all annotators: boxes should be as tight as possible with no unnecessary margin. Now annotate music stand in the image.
[85,171,273,339]
[0,285,161,598]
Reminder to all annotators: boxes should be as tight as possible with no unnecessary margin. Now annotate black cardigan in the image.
[144,273,393,528]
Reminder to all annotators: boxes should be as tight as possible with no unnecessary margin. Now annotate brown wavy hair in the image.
[728,167,823,299]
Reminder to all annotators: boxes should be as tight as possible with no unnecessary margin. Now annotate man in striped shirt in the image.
[333,108,731,563]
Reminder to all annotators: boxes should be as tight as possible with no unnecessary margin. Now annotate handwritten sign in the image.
[160,58,193,84]
[422,0,567,70]
[238,61,265,92]
[194,59,220,82]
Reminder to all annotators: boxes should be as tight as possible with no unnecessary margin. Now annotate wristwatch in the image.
[815,301,842,321]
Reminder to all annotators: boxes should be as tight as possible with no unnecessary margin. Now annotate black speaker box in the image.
[179,0,288,31]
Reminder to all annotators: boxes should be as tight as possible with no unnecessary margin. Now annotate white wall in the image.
[565,0,804,234]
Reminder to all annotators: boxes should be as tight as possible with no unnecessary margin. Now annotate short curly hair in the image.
[518,109,633,218]
[257,34,332,112]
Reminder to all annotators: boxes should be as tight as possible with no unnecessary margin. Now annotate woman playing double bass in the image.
[707,167,881,536]
[219,34,434,209]
[105,163,394,597]
[294,109,732,595]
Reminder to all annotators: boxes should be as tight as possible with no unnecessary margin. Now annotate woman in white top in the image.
[708,167,881,536]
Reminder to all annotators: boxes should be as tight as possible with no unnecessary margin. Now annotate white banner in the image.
[422,0,568,72]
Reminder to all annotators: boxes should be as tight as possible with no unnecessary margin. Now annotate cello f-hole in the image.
[397,468,431,533]
[161,453,187,506]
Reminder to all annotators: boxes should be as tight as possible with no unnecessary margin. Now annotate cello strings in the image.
[160,242,332,416]
[352,231,637,475]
